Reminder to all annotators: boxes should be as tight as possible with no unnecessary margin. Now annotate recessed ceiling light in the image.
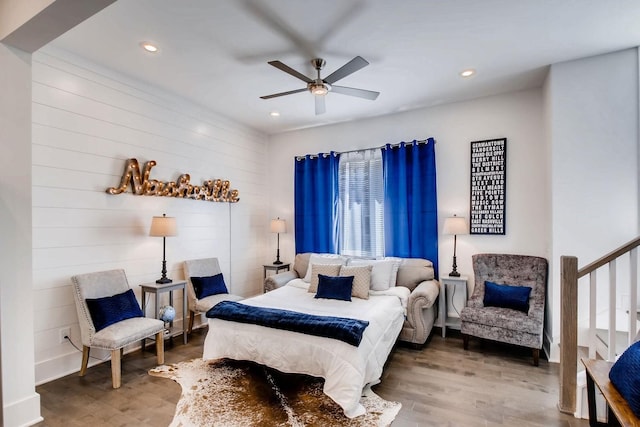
[270,111,280,117]
[460,69,475,78]
[140,42,158,53]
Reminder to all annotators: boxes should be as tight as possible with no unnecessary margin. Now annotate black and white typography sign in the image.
[470,138,506,235]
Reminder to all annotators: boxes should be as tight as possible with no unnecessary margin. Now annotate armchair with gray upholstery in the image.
[183,257,243,333]
[460,253,548,366]
[71,269,165,388]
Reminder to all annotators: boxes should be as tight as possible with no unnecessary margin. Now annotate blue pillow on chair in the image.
[483,281,532,313]
[315,274,353,301]
[610,341,640,417]
[86,289,144,332]
[191,274,229,299]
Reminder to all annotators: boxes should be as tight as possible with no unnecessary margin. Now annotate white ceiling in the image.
[46,0,640,135]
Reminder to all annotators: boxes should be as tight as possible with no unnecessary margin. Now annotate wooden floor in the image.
[35,328,588,427]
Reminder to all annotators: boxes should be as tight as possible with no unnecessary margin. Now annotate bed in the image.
[202,279,406,418]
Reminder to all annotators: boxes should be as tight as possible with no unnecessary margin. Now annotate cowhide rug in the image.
[149,358,401,427]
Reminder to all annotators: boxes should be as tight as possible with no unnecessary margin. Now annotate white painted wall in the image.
[32,47,268,385]
[546,48,640,358]
[267,88,549,308]
[1,2,115,424]
[0,42,41,427]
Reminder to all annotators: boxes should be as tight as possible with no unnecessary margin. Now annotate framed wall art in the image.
[469,138,506,235]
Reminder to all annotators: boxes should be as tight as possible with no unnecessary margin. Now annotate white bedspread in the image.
[203,281,405,418]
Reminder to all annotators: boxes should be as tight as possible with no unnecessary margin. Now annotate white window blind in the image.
[338,149,384,258]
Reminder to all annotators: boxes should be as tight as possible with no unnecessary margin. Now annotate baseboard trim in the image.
[543,329,562,363]
[36,346,117,385]
[36,319,187,385]
[4,392,42,427]
[543,329,551,361]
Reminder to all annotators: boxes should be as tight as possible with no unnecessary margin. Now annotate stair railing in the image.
[559,236,640,414]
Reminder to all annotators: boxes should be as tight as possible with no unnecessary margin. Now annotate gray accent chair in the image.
[460,253,548,366]
[183,257,243,333]
[264,253,440,346]
[71,269,165,388]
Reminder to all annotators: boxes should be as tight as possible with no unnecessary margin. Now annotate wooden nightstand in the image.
[139,281,188,347]
[263,263,290,279]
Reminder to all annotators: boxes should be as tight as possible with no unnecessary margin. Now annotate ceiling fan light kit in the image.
[310,83,330,96]
[260,56,379,114]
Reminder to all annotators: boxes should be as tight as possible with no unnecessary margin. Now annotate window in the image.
[338,149,384,258]
[294,140,437,269]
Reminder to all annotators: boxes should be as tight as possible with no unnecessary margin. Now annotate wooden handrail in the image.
[578,236,640,278]
[559,236,640,414]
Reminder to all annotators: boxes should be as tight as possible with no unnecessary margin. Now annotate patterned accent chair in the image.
[460,254,548,366]
[183,257,243,333]
[71,269,165,388]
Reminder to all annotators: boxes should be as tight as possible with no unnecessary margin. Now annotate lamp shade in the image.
[270,218,286,234]
[149,215,177,237]
[443,216,468,235]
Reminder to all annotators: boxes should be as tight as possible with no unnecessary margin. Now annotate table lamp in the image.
[443,215,468,277]
[149,213,177,283]
[270,217,286,265]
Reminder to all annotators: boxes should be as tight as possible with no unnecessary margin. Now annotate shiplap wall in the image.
[32,47,268,384]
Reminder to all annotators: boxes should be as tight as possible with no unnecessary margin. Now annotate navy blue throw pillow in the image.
[86,289,143,332]
[191,274,228,299]
[483,281,532,313]
[610,341,640,417]
[315,274,353,301]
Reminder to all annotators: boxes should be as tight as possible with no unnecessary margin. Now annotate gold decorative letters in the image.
[106,158,240,203]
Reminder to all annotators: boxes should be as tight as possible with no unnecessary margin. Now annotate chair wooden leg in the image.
[111,349,121,389]
[80,346,90,376]
[463,334,469,350]
[156,331,165,365]
[533,348,540,367]
[188,311,195,334]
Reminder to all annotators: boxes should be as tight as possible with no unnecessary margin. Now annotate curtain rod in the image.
[296,138,434,160]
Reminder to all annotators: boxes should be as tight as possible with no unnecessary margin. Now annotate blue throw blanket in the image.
[206,301,369,346]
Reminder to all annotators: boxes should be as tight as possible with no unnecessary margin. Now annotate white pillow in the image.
[302,253,347,282]
[382,257,403,288]
[349,259,400,291]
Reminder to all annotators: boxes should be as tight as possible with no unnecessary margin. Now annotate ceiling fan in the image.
[260,56,380,115]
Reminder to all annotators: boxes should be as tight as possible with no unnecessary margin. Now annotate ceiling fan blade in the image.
[315,96,326,115]
[316,1,365,48]
[331,85,380,100]
[268,61,313,83]
[260,88,307,99]
[242,0,316,59]
[324,56,369,84]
